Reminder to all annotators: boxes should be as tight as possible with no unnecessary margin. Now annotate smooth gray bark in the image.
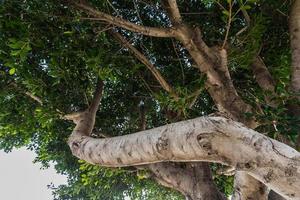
[68,116,300,199]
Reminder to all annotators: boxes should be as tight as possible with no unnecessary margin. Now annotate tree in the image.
[0,0,299,199]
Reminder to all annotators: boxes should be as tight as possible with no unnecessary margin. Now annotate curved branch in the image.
[175,25,256,127]
[251,57,275,93]
[68,116,300,199]
[110,31,178,99]
[64,80,103,136]
[70,1,177,38]
[9,82,43,105]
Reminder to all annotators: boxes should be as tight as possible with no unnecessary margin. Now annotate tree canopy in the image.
[0,0,299,199]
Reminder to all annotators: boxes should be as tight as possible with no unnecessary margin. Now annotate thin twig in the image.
[110,31,179,99]
[222,1,232,48]
[214,0,226,10]
[9,82,43,105]
[171,39,185,84]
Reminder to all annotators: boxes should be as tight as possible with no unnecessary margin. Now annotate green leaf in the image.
[222,10,230,16]
[9,68,16,75]
[63,31,73,35]
[241,5,251,10]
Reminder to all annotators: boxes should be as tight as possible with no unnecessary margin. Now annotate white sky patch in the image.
[0,147,67,200]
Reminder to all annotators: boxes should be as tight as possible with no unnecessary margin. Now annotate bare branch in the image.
[110,31,178,99]
[88,79,104,116]
[24,91,43,105]
[70,1,177,38]
[162,0,182,24]
[65,80,103,136]
[251,57,275,93]
[222,1,233,48]
[9,82,43,105]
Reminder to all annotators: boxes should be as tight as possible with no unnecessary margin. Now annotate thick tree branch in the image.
[88,80,104,116]
[172,24,256,127]
[161,0,182,24]
[290,0,300,101]
[138,101,225,200]
[251,57,275,93]
[67,115,300,199]
[138,100,218,200]
[166,12,267,199]
[64,79,103,136]
[70,1,177,38]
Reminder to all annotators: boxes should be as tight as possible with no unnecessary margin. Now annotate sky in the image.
[0,147,67,200]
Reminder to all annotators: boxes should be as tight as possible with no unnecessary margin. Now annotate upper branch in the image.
[162,0,182,24]
[9,82,43,105]
[64,80,104,136]
[71,1,177,38]
[88,79,104,116]
[110,31,178,99]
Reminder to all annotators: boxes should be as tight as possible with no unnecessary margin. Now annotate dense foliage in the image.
[0,0,298,199]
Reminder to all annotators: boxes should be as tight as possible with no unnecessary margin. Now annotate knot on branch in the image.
[63,111,87,124]
[67,134,87,156]
[156,133,170,154]
[263,169,277,183]
[236,161,258,171]
[196,133,219,156]
[197,135,211,151]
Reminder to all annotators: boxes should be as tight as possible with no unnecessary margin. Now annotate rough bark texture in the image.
[72,1,177,38]
[232,171,268,200]
[68,116,300,199]
[290,0,300,101]
[149,162,226,200]
[173,23,265,199]
[174,25,256,128]
[251,57,275,93]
